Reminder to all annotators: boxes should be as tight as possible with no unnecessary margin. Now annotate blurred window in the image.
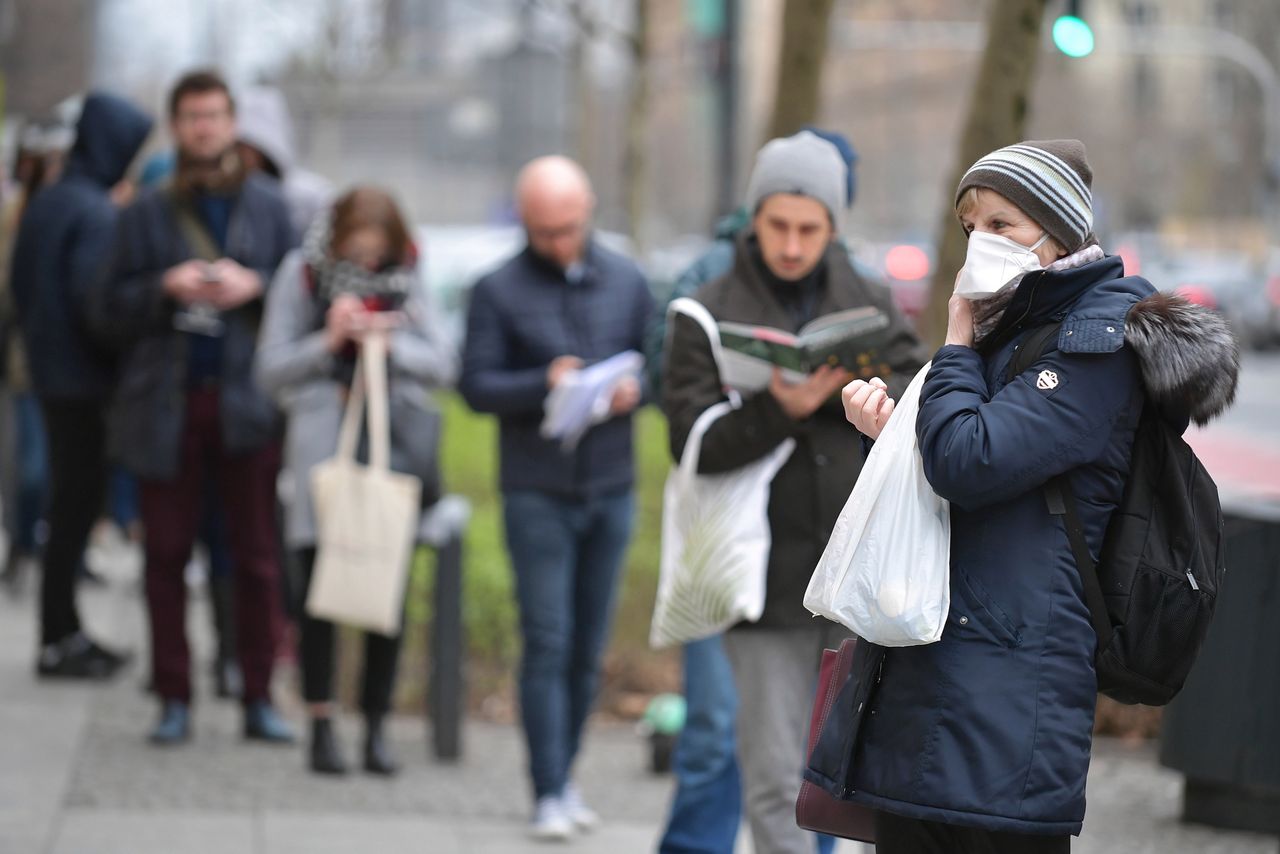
[1124,0,1156,28]
[1212,67,1237,122]
[1132,58,1158,114]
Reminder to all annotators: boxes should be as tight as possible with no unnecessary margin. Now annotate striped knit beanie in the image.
[955,139,1094,253]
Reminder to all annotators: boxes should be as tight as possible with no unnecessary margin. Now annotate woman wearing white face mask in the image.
[823,140,1238,851]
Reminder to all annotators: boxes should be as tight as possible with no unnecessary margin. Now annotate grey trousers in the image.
[724,621,850,854]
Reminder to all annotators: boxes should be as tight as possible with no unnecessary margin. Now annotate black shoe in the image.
[309,718,348,775]
[149,700,192,745]
[244,700,296,744]
[363,716,399,776]
[213,658,243,700]
[36,633,130,680]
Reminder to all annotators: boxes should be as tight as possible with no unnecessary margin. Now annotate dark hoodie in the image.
[10,92,152,399]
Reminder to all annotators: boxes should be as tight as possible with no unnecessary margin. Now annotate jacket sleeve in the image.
[630,271,657,406]
[663,311,796,473]
[68,203,121,330]
[253,251,334,402]
[88,201,176,347]
[388,286,459,390]
[458,276,549,416]
[242,192,297,320]
[915,342,1141,510]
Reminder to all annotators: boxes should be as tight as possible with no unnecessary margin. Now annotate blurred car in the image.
[1234,249,1280,349]
[853,240,934,328]
[1130,249,1264,346]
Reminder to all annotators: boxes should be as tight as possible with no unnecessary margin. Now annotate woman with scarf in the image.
[829,140,1238,851]
[256,187,457,776]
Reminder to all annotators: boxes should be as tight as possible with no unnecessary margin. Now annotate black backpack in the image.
[1009,322,1226,706]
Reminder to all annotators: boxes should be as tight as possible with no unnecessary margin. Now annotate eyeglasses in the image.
[174,108,232,126]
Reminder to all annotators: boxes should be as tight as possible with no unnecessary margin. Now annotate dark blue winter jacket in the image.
[809,256,1158,836]
[9,93,152,400]
[459,240,653,499]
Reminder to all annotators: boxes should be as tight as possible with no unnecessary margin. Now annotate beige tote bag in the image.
[306,330,422,636]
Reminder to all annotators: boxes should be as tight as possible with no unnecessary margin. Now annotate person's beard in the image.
[173,145,246,197]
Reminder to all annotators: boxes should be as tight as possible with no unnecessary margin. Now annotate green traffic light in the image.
[1052,15,1095,58]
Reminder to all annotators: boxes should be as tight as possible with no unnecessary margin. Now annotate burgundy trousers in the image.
[140,388,283,704]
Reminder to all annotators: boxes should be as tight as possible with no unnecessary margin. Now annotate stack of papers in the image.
[540,350,645,451]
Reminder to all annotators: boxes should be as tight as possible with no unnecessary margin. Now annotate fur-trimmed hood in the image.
[1125,292,1239,426]
[978,255,1240,429]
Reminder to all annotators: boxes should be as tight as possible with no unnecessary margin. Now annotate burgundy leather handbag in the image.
[796,638,878,843]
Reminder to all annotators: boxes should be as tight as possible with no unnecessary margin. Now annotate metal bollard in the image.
[420,495,471,763]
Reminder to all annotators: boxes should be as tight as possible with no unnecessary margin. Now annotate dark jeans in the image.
[659,634,742,854]
[39,399,108,646]
[8,393,48,552]
[875,813,1071,853]
[295,547,404,717]
[140,389,284,704]
[503,489,634,801]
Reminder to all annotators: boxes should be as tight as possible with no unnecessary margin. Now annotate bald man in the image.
[460,157,654,841]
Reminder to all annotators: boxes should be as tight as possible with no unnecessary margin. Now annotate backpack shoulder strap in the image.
[1005,321,1063,383]
[1010,320,1115,650]
[1045,475,1115,651]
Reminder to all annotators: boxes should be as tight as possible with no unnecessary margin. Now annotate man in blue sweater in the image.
[460,157,654,842]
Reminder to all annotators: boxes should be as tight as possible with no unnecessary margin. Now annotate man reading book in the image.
[662,130,926,854]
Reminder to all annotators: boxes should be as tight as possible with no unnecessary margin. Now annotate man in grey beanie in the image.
[661,133,926,854]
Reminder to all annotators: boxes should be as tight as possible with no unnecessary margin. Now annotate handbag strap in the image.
[334,330,392,471]
[678,400,735,482]
[668,297,742,408]
[165,188,222,263]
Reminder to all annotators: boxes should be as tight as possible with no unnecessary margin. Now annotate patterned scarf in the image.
[301,212,418,306]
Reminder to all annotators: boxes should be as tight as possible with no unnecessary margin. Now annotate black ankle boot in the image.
[309,718,347,775]
[363,716,399,776]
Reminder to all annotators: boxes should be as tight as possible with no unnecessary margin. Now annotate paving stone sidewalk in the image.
[0,541,1275,853]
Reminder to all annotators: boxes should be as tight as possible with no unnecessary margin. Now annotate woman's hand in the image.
[325,294,366,353]
[842,377,895,440]
[945,293,975,348]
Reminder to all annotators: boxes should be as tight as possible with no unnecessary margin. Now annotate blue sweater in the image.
[460,241,654,499]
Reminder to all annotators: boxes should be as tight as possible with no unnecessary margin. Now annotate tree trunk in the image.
[624,0,651,247]
[767,0,837,141]
[921,0,1050,347]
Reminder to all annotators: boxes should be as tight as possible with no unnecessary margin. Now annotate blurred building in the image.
[0,0,95,117]
[819,0,1280,251]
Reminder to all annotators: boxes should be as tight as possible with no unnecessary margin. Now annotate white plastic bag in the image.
[804,363,951,646]
[649,299,795,649]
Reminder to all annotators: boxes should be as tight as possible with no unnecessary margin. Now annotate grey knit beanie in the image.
[955,139,1094,253]
[746,131,847,231]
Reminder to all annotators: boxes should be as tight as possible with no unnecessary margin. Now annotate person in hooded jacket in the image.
[235,87,334,237]
[832,140,1239,852]
[8,93,152,679]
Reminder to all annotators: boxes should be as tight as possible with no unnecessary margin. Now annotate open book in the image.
[717,306,893,391]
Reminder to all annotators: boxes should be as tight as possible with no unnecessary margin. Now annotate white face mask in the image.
[954,230,1049,299]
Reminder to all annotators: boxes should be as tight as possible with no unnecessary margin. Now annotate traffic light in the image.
[1052,0,1095,58]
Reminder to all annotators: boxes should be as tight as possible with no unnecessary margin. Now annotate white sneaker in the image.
[530,796,573,842]
[562,783,600,832]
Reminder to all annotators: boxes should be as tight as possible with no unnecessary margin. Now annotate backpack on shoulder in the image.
[1009,322,1225,706]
